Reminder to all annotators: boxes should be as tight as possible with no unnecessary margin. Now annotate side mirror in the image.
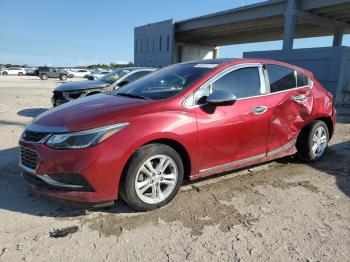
[117,80,129,87]
[206,90,236,105]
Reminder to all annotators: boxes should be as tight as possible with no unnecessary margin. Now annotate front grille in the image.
[68,92,83,99]
[20,147,40,170]
[53,91,64,100]
[21,131,49,143]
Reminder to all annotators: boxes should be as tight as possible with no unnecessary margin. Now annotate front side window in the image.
[124,71,151,82]
[99,69,130,84]
[211,67,261,98]
[266,64,296,92]
[188,66,262,106]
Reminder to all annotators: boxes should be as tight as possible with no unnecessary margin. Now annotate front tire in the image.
[40,74,48,80]
[18,72,23,76]
[2,71,8,75]
[296,120,329,162]
[120,144,184,211]
[60,75,67,81]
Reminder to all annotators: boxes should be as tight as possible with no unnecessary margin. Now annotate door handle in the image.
[292,94,307,103]
[252,106,268,115]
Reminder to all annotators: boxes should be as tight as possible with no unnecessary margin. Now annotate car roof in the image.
[182,58,313,78]
[109,67,156,73]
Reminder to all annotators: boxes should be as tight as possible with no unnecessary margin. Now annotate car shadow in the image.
[183,140,350,199]
[308,140,350,197]
[17,108,48,118]
[0,146,134,218]
[0,141,348,218]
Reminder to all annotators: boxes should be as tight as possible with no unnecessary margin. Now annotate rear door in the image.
[193,64,271,174]
[264,64,314,155]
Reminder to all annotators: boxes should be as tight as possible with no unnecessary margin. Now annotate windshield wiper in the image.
[116,93,151,100]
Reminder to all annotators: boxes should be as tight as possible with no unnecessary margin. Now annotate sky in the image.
[0,0,349,66]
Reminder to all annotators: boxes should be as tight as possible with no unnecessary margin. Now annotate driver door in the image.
[193,64,271,174]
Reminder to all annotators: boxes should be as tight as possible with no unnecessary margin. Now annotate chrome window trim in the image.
[182,63,265,108]
[182,65,313,109]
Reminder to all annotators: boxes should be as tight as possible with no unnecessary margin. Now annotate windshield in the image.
[99,69,131,84]
[113,63,215,100]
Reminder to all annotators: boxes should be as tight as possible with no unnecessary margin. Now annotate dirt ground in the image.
[0,75,349,262]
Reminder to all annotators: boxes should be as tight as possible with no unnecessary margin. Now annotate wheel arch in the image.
[314,116,334,139]
[296,116,334,150]
[143,138,191,179]
[119,137,192,191]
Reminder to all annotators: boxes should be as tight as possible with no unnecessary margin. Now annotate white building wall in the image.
[174,43,219,63]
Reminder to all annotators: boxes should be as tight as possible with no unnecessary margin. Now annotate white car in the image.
[1,68,26,76]
[68,69,91,78]
[85,70,111,80]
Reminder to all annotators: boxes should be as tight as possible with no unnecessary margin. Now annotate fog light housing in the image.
[39,173,94,192]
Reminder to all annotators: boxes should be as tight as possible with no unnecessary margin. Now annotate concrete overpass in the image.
[134,0,350,104]
[175,0,350,48]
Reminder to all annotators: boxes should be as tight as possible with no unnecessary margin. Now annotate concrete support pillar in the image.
[333,28,344,47]
[283,0,297,50]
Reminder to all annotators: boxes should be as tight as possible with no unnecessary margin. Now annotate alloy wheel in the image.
[134,154,178,204]
[312,126,327,158]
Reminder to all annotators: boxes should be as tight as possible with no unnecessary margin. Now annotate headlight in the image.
[46,123,129,149]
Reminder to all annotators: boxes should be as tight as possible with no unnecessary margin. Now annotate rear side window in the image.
[297,72,308,87]
[266,64,296,92]
[125,71,151,82]
[211,67,261,98]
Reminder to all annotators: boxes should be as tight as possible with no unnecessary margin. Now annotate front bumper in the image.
[19,139,126,204]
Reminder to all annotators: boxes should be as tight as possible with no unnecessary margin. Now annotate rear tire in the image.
[18,72,23,76]
[40,74,48,80]
[296,120,329,162]
[120,143,184,211]
[60,75,67,81]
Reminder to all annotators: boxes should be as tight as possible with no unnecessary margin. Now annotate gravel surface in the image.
[0,76,349,262]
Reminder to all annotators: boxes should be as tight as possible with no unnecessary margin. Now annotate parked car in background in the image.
[1,67,26,76]
[84,68,103,79]
[68,69,91,78]
[19,59,336,211]
[37,67,69,81]
[85,70,111,80]
[25,67,38,76]
[51,67,156,106]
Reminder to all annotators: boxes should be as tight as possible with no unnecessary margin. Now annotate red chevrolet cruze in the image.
[19,59,336,211]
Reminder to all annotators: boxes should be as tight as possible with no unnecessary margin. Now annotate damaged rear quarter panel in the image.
[267,86,314,153]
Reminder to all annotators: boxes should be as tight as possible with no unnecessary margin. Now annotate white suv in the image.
[1,68,26,76]
[68,69,91,78]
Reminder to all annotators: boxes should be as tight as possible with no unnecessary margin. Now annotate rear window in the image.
[266,64,296,92]
[297,72,309,87]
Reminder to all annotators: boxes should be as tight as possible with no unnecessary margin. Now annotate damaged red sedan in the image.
[19,59,336,211]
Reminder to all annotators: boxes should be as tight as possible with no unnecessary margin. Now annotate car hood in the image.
[32,94,156,132]
[54,80,109,92]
